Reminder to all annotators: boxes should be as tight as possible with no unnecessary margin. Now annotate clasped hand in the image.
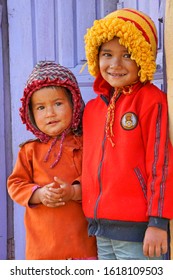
[31,177,77,207]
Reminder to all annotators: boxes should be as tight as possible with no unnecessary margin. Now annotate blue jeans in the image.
[96,236,165,260]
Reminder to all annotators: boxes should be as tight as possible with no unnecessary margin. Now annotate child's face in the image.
[31,87,73,137]
[99,37,139,88]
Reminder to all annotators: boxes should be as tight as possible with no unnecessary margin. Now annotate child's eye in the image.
[124,53,131,58]
[56,102,62,106]
[101,52,112,57]
[100,51,111,57]
[37,106,45,110]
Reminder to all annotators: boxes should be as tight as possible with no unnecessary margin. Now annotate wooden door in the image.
[7,0,119,259]
[7,0,165,259]
[0,2,7,260]
[0,0,13,259]
[118,0,165,90]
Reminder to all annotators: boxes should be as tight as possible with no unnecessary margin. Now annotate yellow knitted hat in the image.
[84,8,158,82]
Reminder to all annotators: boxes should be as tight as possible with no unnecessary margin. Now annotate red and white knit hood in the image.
[19,61,84,142]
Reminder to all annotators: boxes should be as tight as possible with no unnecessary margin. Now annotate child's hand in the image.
[40,178,74,208]
[53,177,75,202]
[29,177,81,207]
[42,176,81,207]
[143,227,167,258]
[46,176,81,204]
[39,181,65,207]
[30,181,65,207]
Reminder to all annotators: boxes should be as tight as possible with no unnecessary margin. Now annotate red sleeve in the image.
[141,99,173,218]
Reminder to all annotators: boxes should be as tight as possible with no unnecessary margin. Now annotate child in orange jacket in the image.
[82,8,173,260]
[7,61,97,260]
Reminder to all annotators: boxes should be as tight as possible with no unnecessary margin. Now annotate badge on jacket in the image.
[121,112,138,130]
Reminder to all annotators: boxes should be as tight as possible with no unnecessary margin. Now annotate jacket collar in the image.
[93,72,145,101]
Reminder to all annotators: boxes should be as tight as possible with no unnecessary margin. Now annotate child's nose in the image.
[46,106,55,116]
[109,57,122,68]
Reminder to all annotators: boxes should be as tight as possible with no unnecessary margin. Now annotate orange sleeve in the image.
[7,146,39,207]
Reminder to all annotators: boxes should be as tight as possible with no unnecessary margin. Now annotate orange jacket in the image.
[8,134,96,259]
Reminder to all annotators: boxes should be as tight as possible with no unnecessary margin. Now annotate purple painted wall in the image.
[4,0,165,259]
[0,0,13,260]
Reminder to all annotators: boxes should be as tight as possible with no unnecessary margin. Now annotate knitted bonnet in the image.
[19,61,84,167]
[20,61,84,143]
[84,8,158,83]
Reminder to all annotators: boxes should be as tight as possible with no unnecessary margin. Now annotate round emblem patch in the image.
[121,112,138,130]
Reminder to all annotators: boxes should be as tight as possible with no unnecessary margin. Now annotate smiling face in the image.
[99,37,139,88]
[31,87,73,137]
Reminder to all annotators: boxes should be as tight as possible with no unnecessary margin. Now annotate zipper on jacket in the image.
[94,91,123,219]
[94,133,107,219]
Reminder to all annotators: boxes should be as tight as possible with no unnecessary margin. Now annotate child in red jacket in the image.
[7,61,97,260]
[82,8,173,260]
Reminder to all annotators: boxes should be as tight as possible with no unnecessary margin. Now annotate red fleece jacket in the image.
[82,76,173,222]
